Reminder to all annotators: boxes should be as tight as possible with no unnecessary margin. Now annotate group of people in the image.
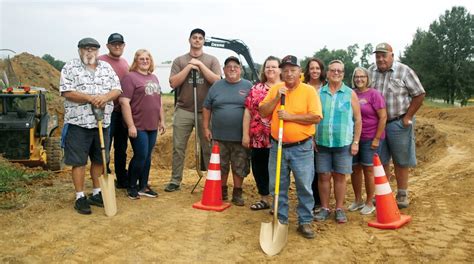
[60,29,425,241]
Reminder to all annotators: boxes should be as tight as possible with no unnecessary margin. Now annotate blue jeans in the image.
[128,130,157,191]
[269,139,314,224]
[380,118,417,167]
[109,111,129,186]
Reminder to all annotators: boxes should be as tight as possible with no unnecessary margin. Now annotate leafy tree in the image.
[402,6,473,105]
[360,43,373,69]
[42,54,66,71]
[301,44,367,85]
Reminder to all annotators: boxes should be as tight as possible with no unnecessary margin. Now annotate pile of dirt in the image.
[0,52,64,128]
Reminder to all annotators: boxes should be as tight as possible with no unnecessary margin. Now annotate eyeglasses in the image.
[354,75,367,79]
[138,58,150,62]
[225,65,240,70]
[81,47,98,52]
[329,69,344,74]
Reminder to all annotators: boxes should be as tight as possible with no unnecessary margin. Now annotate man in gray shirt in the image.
[203,56,252,206]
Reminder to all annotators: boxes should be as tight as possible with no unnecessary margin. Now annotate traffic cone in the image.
[368,154,412,229]
[193,143,231,212]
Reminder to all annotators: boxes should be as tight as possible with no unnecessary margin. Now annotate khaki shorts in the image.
[217,141,250,177]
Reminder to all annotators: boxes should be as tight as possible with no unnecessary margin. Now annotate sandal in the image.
[250,200,270,211]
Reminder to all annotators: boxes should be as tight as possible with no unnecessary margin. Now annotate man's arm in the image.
[202,107,212,141]
[242,109,251,148]
[190,58,221,84]
[403,93,425,127]
[169,63,194,89]
[278,112,321,124]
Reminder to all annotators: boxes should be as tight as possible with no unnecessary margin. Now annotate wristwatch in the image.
[353,141,359,145]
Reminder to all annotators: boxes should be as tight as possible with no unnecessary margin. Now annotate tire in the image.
[45,137,63,171]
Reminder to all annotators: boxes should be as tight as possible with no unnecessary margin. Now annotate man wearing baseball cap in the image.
[165,28,222,192]
[369,42,425,209]
[98,33,130,189]
[60,37,122,215]
[259,55,323,239]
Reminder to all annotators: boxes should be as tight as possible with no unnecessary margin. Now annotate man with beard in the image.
[60,37,122,215]
[98,33,130,188]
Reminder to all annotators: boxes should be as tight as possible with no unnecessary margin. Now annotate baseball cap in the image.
[77,37,100,48]
[107,33,125,44]
[373,42,393,53]
[190,28,205,38]
[279,55,299,68]
[224,56,241,66]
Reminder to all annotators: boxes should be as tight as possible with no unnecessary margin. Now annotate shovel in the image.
[92,105,117,217]
[191,69,205,193]
[260,95,288,256]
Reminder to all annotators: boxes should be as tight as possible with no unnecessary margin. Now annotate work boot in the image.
[231,187,244,206]
[222,185,228,201]
[297,224,315,239]
[396,190,409,209]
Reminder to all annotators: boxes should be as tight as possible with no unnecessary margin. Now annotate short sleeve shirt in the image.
[120,72,162,131]
[369,62,425,120]
[170,53,222,112]
[317,83,354,148]
[244,82,272,148]
[355,88,386,140]
[260,82,322,143]
[203,79,252,142]
[60,59,121,128]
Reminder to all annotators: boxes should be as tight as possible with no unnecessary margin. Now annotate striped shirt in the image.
[369,61,425,120]
[317,83,354,148]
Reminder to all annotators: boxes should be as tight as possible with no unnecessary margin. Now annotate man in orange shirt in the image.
[259,55,322,239]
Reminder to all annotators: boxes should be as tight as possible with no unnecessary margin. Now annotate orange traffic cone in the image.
[368,154,412,229]
[193,143,231,212]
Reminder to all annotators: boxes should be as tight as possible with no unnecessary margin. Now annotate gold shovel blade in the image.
[259,220,289,256]
[99,173,117,217]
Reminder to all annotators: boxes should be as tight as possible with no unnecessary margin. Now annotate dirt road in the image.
[1,106,473,263]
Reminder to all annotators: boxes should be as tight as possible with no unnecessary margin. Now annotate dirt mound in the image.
[0,52,64,129]
[10,52,61,92]
[418,106,474,127]
[415,121,447,163]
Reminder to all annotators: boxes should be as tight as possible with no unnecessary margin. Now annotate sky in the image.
[1,0,472,92]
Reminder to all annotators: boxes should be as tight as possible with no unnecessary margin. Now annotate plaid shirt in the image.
[369,62,425,120]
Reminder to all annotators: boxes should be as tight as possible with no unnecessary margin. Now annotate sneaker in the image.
[335,208,347,223]
[396,190,409,209]
[360,204,375,215]
[74,196,92,215]
[139,187,158,198]
[127,189,140,200]
[313,204,322,214]
[164,183,181,192]
[297,224,315,239]
[348,201,365,212]
[314,208,331,221]
[87,192,104,207]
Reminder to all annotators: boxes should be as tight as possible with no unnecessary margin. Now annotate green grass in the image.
[424,98,459,108]
[0,159,50,193]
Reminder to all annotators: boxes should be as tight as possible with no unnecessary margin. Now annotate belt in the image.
[271,137,312,148]
[387,113,406,123]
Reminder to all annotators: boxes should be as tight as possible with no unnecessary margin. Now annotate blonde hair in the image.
[129,49,155,74]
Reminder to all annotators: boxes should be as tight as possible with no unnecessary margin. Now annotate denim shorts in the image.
[352,139,384,166]
[380,118,417,167]
[315,145,352,174]
[64,124,110,166]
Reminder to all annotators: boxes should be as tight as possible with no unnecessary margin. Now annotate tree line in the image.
[42,6,472,105]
